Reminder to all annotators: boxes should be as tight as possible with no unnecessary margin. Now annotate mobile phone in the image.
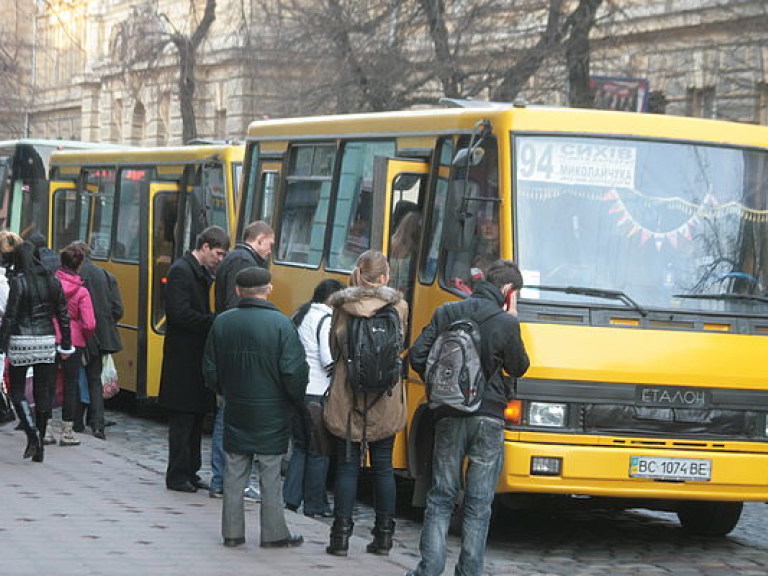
[504,289,514,311]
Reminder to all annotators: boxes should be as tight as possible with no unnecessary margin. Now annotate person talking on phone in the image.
[406,259,529,576]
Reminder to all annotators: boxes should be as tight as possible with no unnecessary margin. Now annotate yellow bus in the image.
[48,144,243,399]
[238,103,768,536]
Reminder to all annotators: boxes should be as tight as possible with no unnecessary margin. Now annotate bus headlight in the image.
[528,402,567,428]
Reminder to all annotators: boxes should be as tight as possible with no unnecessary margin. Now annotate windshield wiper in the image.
[527,285,648,317]
[673,293,768,304]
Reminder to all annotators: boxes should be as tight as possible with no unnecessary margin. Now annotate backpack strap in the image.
[315,313,331,345]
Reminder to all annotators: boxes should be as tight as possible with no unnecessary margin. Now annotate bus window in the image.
[152,191,178,333]
[52,188,88,250]
[259,171,278,225]
[231,162,242,206]
[86,169,116,260]
[200,163,228,231]
[422,138,454,284]
[442,136,499,294]
[277,144,335,266]
[114,168,148,262]
[327,140,395,270]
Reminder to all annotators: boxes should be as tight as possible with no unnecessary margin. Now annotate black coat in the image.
[214,242,267,313]
[409,280,530,420]
[80,259,124,354]
[0,271,71,350]
[158,252,215,413]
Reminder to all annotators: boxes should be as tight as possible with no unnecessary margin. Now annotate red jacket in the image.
[55,268,96,348]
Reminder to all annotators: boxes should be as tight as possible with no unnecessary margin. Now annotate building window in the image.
[686,87,715,119]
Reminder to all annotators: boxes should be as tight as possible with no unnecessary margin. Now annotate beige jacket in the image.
[323,285,408,443]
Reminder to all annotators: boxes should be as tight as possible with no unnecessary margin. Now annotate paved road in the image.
[6,405,768,575]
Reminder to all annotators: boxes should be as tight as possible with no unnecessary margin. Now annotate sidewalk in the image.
[0,422,415,576]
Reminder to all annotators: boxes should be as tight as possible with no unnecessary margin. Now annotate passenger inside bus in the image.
[389,209,422,302]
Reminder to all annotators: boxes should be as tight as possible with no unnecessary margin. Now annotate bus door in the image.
[49,180,89,249]
[374,157,429,471]
[145,182,180,398]
[375,158,429,333]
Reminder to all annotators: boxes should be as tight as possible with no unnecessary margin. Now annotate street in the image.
[4,404,768,575]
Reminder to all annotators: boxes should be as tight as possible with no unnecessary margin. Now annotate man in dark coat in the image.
[72,241,124,439]
[406,259,530,576]
[159,226,230,493]
[28,232,60,273]
[209,220,274,499]
[204,266,308,548]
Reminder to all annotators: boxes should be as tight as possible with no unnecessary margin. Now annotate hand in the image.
[59,353,72,360]
[505,290,518,316]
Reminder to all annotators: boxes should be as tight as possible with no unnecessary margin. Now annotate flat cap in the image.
[236,266,271,288]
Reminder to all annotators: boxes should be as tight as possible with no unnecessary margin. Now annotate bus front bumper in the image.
[500,438,768,502]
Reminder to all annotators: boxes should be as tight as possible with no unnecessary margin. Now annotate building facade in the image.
[1,0,766,143]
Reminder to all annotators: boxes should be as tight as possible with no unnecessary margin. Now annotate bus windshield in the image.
[514,135,768,313]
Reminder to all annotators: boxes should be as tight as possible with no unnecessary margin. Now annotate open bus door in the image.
[373,156,430,472]
[143,182,181,398]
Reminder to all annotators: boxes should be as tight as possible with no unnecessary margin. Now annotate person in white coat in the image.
[283,279,343,517]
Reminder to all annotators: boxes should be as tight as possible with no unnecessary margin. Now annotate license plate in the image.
[629,456,711,481]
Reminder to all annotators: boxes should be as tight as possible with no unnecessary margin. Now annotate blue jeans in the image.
[413,416,504,576]
[283,397,330,515]
[332,434,395,519]
[210,398,225,492]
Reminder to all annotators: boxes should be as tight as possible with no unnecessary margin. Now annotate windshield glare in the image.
[514,135,768,312]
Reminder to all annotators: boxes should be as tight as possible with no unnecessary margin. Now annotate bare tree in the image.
[163,0,217,142]
[252,0,608,115]
[110,0,216,143]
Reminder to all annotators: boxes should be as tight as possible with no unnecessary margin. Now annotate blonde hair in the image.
[0,230,23,254]
[350,250,389,289]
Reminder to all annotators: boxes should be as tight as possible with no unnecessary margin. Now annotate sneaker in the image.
[243,485,261,502]
[42,429,57,446]
[209,488,223,499]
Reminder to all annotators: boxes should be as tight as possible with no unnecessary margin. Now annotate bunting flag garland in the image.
[520,184,768,250]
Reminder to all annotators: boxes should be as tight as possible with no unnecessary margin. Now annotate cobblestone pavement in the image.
[12,405,768,575]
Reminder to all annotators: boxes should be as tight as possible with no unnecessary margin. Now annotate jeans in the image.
[211,399,225,492]
[332,434,395,519]
[212,397,259,493]
[283,396,330,515]
[413,416,504,576]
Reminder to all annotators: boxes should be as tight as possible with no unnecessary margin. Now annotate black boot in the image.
[14,400,40,460]
[33,410,50,463]
[326,517,354,557]
[73,403,85,433]
[366,516,395,555]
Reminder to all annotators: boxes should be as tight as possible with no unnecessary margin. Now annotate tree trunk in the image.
[565,0,602,108]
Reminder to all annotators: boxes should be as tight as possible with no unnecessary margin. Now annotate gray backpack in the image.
[425,313,498,412]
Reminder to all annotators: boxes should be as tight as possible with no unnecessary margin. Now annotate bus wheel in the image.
[676,501,743,536]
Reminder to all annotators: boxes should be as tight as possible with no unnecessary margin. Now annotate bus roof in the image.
[0,139,128,150]
[49,144,245,167]
[246,105,768,150]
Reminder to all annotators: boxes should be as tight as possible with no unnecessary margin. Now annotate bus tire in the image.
[676,501,743,536]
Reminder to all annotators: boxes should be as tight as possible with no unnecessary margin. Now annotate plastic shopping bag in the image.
[101,354,119,399]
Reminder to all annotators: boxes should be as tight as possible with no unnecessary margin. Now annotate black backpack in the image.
[346,305,402,396]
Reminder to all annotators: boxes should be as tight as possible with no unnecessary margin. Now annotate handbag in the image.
[306,400,333,457]
[0,383,15,424]
[101,354,119,399]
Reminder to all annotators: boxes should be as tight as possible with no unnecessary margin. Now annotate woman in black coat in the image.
[0,241,72,462]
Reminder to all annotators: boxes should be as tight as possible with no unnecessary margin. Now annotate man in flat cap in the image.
[203,266,309,549]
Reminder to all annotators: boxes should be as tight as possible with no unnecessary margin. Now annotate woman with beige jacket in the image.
[323,249,408,558]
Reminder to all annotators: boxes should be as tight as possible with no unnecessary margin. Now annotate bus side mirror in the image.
[452,146,485,167]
